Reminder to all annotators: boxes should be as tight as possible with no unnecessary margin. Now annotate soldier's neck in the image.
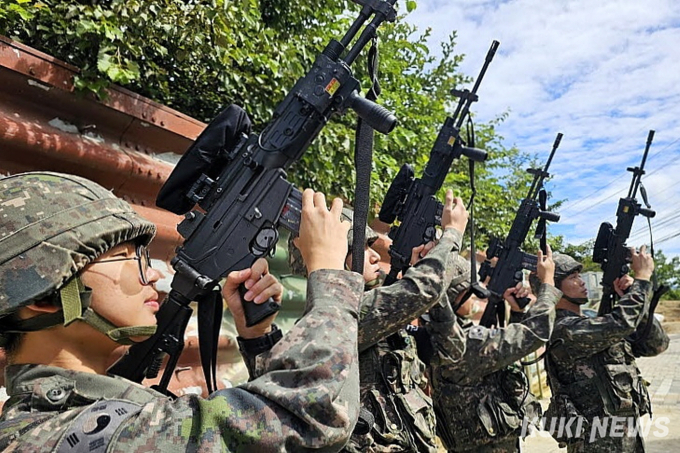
[556,298,581,314]
[12,326,118,375]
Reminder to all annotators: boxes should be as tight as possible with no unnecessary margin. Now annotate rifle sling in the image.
[198,290,223,394]
[352,39,380,275]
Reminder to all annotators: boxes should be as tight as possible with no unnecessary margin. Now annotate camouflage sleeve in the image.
[425,294,467,369]
[241,348,261,380]
[551,279,652,362]
[431,283,561,385]
[114,269,364,452]
[238,326,283,380]
[631,315,669,357]
[357,228,463,352]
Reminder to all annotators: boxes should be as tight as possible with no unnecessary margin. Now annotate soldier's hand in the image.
[537,245,555,286]
[295,189,350,275]
[613,274,634,297]
[440,190,468,234]
[224,258,283,339]
[630,245,654,281]
[410,241,435,265]
[504,283,532,312]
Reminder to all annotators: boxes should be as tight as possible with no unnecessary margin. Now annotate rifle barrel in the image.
[528,132,562,199]
[628,129,655,199]
[452,40,500,130]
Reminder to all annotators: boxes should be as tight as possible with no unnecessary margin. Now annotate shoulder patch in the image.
[57,400,142,453]
[468,326,486,340]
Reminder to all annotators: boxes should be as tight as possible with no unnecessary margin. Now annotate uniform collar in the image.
[555,308,583,319]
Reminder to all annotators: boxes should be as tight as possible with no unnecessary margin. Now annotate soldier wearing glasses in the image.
[0,171,364,452]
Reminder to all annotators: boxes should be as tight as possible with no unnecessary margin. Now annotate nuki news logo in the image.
[521,415,670,442]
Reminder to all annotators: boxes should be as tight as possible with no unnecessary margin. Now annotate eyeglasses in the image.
[92,245,153,285]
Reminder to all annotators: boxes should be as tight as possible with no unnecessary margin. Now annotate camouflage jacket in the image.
[343,228,465,453]
[0,269,364,453]
[357,228,463,352]
[426,283,562,452]
[546,279,669,452]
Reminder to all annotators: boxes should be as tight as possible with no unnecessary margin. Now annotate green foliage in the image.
[651,250,680,300]
[1,0,345,120]
[1,0,540,250]
[560,240,599,272]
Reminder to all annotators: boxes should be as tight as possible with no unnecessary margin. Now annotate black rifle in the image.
[108,0,398,394]
[478,133,562,328]
[593,130,656,316]
[377,41,498,285]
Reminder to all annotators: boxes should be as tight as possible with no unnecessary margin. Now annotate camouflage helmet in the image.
[529,252,583,293]
[446,253,473,302]
[288,207,379,276]
[0,172,156,341]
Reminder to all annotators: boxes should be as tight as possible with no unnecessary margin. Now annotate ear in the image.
[24,300,61,315]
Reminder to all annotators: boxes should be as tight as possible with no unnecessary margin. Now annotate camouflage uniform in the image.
[546,277,669,452]
[426,266,562,453]
[345,227,467,453]
[290,221,466,452]
[0,172,366,452]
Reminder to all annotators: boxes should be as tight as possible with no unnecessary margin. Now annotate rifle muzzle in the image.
[348,91,397,134]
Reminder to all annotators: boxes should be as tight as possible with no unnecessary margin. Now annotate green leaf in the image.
[406,0,417,13]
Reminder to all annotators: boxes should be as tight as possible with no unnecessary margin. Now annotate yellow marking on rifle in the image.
[325,78,341,96]
[447,136,455,146]
[623,206,630,213]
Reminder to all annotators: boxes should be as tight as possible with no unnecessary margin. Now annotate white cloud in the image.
[405,0,680,258]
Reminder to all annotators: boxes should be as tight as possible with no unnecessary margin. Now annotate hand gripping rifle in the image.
[108,0,398,394]
[377,41,499,286]
[478,133,562,328]
[593,130,660,316]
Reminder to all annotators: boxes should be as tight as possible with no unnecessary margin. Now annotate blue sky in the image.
[404,0,680,259]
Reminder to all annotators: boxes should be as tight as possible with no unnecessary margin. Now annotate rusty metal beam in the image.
[0,35,212,259]
[0,36,205,144]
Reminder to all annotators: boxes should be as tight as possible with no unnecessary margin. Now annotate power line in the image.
[655,229,680,245]
[629,211,680,242]
[559,136,680,215]
[627,181,680,241]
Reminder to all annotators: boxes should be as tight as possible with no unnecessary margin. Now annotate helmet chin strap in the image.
[364,269,386,290]
[563,295,589,305]
[345,254,386,291]
[60,277,157,345]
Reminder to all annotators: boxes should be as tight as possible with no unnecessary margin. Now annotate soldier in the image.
[544,248,669,452]
[0,172,364,452]
[289,190,469,452]
[423,247,560,452]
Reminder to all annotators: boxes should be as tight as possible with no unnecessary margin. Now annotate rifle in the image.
[108,0,398,394]
[478,133,562,328]
[593,130,656,316]
[377,40,498,285]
